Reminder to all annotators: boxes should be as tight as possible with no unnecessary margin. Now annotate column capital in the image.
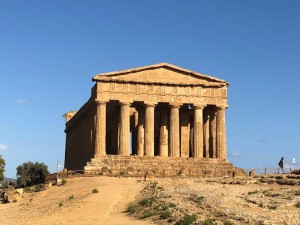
[193,104,206,109]
[169,103,182,109]
[216,105,228,110]
[144,102,157,107]
[119,101,131,106]
[95,99,107,105]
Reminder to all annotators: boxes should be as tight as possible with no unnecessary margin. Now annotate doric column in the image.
[119,102,130,155]
[131,110,138,155]
[203,113,210,158]
[170,104,180,157]
[210,110,217,158]
[159,108,168,157]
[144,103,155,156]
[94,100,107,157]
[217,106,227,160]
[193,104,205,158]
[137,107,145,156]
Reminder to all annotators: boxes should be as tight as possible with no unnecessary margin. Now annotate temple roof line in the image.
[92,62,229,86]
[91,76,225,87]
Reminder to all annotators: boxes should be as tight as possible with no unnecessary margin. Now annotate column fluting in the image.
[193,105,205,158]
[94,100,107,157]
[119,102,130,155]
[170,104,180,157]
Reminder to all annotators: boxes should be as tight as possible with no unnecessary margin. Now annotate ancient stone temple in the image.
[64,63,239,177]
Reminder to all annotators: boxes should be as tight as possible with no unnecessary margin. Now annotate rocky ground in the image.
[127,174,300,225]
[0,174,299,225]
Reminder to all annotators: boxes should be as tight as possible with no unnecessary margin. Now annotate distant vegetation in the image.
[0,155,5,181]
[16,161,50,187]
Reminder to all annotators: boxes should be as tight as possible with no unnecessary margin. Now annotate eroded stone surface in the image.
[64,63,233,176]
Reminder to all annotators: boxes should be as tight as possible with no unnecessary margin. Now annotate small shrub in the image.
[268,205,277,210]
[176,214,198,225]
[92,188,99,193]
[140,211,158,219]
[68,195,74,200]
[149,181,158,189]
[169,202,177,208]
[119,171,125,176]
[224,221,235,225]
[202,219,217,225]
[139,196,156,207]
[126,203,136,214]
[24,187,32,193]
[59,202,63,207]
[61,179,67,185]
[161,205,169,211]
[190,194,205,203]
[33,184,45,192]
[248,190,259,195]
[160,210,172,219]
[295,202,300,208]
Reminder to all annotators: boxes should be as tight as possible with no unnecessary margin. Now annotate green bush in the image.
[16,161,50,187]
[59,202,63,207]
[202,219,217,225]
[149,181,158,189]
[126,203,136,214]
[224,221,235,225]
[295,202,300,208]
[160,210,172,219]
[0,155,5,181]
[68,195,74,200]
[140,211,158,219]
[33,184,45,192]
[176,214,198,225]
[190,194,205,203]
[268,205,277,210]
[169,202,177,208]
[139,196,156,207]
[92,188,99,193]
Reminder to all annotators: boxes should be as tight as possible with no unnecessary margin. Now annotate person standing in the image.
[278,157,284,174]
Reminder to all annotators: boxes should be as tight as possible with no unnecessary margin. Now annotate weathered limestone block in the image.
[3,188,23,203]
[144,170,155,180]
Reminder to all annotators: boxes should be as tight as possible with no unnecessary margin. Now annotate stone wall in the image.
[84,155,243,177]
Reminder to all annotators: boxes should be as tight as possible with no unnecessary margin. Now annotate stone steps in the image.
[84,155,242,177]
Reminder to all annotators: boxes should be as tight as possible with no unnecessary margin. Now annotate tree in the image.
[16,161,50,187]
[0,155,5,181]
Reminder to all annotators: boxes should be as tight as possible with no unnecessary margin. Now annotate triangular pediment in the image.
[93,63,228,86]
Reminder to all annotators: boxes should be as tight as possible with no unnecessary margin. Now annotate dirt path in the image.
[0,177,150,225]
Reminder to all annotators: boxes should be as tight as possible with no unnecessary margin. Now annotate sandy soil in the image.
[1,176,299,225]
[0,177,151,225]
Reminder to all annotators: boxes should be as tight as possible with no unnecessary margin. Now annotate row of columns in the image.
[94,100,227,159]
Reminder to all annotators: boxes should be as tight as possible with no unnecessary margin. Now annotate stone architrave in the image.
[170,104,180,157]
[193,104,205,158]
[119,102,130,155]
[217,106,227,160]
[159,108,168,157]
[94,100,107,157]
[145,103,155,156]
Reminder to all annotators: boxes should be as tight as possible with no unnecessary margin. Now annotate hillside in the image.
[0,175,299,225]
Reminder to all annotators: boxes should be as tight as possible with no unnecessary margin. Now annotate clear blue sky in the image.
[1,1,299,178]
